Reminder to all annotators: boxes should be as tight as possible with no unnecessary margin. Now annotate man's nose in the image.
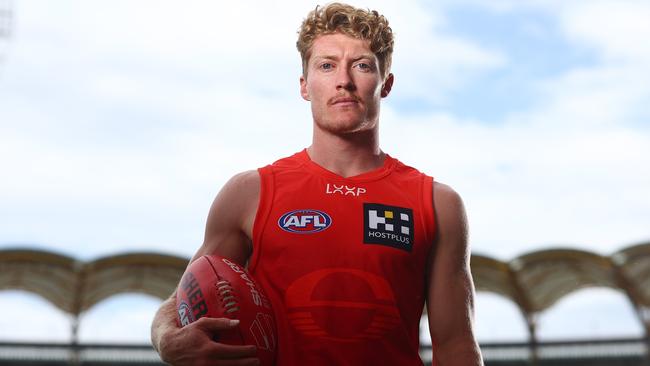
[336,68,356,91]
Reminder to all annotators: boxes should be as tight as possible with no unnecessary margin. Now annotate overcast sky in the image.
[1,0,649,344]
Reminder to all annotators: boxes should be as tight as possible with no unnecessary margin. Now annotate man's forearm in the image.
[151,295,178,354]
[434,338,483,366]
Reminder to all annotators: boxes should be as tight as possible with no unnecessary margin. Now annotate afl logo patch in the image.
[177,301,193,326]
[278,209,332,234]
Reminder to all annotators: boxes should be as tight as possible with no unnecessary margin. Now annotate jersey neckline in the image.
[296,148,396,182]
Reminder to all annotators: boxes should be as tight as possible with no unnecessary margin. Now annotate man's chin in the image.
[316,119,376,135]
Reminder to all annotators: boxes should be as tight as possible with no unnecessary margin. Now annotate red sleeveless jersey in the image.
[249,150,435,365]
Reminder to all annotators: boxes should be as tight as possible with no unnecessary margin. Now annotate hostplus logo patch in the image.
[363,203,413,252]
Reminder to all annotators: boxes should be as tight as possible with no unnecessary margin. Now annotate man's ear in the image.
[300,75,310,101]
[381,73,394,98]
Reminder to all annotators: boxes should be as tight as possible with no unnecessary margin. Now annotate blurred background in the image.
[1,0,649,365]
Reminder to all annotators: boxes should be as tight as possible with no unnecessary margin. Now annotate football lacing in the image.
[216,280,240,313]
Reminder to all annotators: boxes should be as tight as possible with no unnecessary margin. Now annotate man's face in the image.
[300,33,393,135]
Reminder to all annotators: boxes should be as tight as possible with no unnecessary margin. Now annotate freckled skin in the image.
[300,33,393,136]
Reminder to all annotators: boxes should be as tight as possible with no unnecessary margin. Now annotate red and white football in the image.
[176,255,276,365]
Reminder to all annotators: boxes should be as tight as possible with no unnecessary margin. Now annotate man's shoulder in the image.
[432,181,466,219]
[389,156,434,183]
[257,150,308,173]
[228,169,260,185]
[220,170,260,200]
[433,181,460,200]
[269,150,307,168]
[386,155,459,199]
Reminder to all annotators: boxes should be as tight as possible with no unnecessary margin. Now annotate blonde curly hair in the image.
[297,3,394,79]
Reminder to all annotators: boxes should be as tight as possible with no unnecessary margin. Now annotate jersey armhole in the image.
[420,175,436,246]
[249,165,274,272]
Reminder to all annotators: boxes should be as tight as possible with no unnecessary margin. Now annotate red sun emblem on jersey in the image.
[285,269,402,341]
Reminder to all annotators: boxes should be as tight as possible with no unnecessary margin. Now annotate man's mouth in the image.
[330,96,360,106]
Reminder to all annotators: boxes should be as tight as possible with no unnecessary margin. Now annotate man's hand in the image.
[152,297,259,366]
[159,317,258,366]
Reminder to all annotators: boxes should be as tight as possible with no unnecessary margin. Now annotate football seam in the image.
[200,255,260,351]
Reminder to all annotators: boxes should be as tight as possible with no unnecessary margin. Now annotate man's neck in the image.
[307,127,384,178]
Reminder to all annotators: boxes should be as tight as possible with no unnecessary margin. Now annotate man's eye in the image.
[355,63,372,71]
[320,63,334,70]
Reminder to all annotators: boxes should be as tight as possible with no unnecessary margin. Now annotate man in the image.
[151,3,482,365]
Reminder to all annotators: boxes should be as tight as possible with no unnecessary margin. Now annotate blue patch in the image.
[278,209,332,234]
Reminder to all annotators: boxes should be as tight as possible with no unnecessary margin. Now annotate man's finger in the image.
[193,317,240,332]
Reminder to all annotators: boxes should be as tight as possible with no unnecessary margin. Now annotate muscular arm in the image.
[426,182,483,366]
[151,171,261,366]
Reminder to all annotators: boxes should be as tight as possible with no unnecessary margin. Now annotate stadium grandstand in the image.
[1,242,649,366]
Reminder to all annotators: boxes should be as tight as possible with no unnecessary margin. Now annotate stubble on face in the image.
[300,33,388,137]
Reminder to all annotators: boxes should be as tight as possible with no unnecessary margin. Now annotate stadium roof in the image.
[0,249,186,314]
[1,242,649,340]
